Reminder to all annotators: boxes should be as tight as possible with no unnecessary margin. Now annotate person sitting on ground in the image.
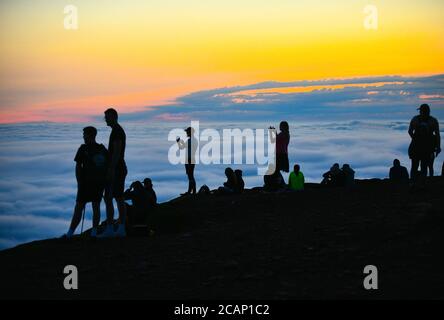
[218,167,238,194]
[321,163,337,185]
[389,159,409,183]
[124,181,154,226]
[288,164,305,191]
[234,169,245,193]
[321,163,345,187]
[342,164,355,187]
[143,178,157,207]
[263,170,286,192]
[64,126,108,239]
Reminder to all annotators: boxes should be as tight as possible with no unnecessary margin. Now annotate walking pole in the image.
[80,206,86,235]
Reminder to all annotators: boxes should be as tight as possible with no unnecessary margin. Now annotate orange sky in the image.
[1,0,443,123]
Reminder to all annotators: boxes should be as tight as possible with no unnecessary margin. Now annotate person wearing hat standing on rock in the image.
[408,104,441,181]
[177,127,198,195]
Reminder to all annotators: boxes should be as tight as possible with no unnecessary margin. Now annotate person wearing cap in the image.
[408,104,441,180]
[176,127,198,195]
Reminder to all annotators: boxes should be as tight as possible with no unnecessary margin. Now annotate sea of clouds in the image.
[1,74,443,250]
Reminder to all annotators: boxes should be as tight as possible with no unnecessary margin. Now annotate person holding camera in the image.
[177,127,198,196]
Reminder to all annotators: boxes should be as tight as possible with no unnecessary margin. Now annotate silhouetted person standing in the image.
[64,127,108,239]
[389,159,409,183]
[177,127,197,195]
[408,104,441,180]
[100,108,128,238]
[270,121,290,174]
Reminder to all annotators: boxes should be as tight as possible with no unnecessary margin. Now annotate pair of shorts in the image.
[408,141,434,160]
[105,168,127,199]
[76,181,105,203]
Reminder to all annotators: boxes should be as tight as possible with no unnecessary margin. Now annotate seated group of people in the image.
[321,163,355,187]
[124,178,157,226]
[217,168,245,194]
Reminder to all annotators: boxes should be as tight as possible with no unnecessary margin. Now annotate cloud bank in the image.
[1,74,443,250]
[119,74,444,122]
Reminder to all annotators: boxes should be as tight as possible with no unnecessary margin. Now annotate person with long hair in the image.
[270,121,290,174]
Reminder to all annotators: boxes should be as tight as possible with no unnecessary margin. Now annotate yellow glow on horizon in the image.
[222,82,406,97]
[1,0,443,122]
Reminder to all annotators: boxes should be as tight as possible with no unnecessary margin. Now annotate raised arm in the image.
[269,127,277,144]
[177,139,186,150]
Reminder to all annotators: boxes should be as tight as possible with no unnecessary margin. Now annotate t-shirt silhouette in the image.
[74,143,108,182]
[389,165,409,182]
[409,115,439,158]
[288,171,305,191]
[108,123,127,171]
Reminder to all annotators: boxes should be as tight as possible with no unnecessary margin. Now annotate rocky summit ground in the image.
[1,178,443,300]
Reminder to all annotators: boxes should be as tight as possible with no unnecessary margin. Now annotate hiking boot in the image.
[60,229,74,240]
[115,224,126,238]
[98,224,114,238]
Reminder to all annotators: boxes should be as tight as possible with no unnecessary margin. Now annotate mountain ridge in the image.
[1,178,443,299]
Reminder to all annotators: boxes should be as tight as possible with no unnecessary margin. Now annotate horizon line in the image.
[1,72,443,125]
